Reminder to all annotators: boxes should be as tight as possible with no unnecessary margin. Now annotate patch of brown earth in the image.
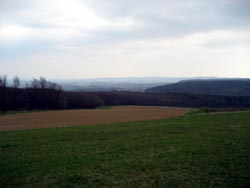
[0,106,191,131]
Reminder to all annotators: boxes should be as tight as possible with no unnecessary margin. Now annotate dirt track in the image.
[0,106,190,131]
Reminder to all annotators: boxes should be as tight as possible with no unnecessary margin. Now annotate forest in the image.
[1,75,250,112]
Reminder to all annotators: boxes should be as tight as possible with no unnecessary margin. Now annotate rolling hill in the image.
[146,79,250,96]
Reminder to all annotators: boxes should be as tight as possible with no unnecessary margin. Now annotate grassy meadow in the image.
[0,111,250,188]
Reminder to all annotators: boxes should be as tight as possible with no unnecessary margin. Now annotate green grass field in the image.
[1,111,250,188]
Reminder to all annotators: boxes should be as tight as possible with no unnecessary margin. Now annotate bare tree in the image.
[31,78,40,88]
[13,76,20,88]
[0,75,2,88]
[0,74,7,88]
[0,74,8,112]
[39,77,47,89]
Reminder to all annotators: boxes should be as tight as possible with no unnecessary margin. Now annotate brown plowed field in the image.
[0,106,191,131]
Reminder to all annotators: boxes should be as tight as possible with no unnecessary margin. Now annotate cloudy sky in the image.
[1,0,250,79]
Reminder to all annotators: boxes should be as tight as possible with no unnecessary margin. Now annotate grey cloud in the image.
[79,0,250,44]
[1,0,250,78]
[1,0,250,40]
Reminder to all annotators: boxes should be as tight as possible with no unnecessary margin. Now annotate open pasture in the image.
[1,111,250,188]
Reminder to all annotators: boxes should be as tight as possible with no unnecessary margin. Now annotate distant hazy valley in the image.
[50,77,250,97]
[52,77,219,92]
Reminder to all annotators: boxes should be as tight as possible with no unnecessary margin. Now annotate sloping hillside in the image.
[146,79,250,96]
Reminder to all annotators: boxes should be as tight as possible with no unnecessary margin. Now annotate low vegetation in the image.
[1,111,250,188]
[198,107,250,113]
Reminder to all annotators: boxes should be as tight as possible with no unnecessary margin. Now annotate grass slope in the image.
[0,111,250,188]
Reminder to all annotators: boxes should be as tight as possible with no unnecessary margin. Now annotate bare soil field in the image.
[0,106,191,131]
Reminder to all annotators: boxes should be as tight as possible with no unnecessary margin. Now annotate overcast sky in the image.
[1,0,250,79]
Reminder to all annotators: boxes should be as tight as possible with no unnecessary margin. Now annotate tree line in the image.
[1,75,250,112]
[91,91,250,108]
[0,75,103,112]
